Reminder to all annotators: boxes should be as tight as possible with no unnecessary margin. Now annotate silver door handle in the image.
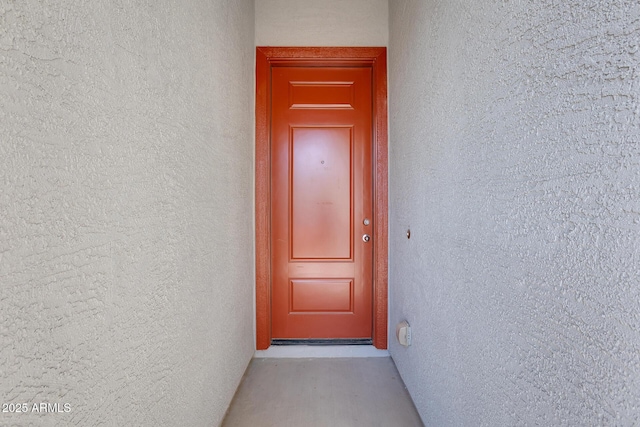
[362,234,371,243]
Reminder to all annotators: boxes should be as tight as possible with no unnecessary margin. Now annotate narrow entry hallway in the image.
[2,0,639,426]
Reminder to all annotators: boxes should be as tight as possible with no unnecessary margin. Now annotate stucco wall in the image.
[0,1,255,426]
[389,1,640,425]
[255,0,388,46]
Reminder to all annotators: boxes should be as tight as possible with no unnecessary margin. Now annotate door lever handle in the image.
[362,234,371,243]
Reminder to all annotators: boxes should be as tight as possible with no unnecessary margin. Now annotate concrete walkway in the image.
[222,357,423,427]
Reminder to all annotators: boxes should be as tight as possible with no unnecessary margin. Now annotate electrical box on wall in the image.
[396,320,411,347]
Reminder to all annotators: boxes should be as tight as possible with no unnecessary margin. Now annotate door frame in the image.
[255,46,388,350]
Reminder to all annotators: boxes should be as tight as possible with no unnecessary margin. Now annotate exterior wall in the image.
[255,0,388,46]
[389,1,640,426]
[0,1,255,426]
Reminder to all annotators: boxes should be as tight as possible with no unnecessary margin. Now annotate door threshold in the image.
[271,338,372,346]
[254,345,389,359]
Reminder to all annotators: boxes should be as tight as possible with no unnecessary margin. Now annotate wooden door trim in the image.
[255,46,388,350]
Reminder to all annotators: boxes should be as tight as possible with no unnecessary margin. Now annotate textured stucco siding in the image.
[255,0,388,46]
[389,1,640,426]
[0,1,255,426]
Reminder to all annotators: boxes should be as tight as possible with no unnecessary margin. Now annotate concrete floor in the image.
[222,357,424,427]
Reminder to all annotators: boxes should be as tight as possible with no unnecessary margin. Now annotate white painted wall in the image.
[389,1,640,425]
[255,0,388,46]
[0,1,255,426]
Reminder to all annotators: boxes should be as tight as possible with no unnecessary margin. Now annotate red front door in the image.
[271,66,373,340]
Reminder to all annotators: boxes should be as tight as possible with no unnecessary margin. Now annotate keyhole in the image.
[321,160,325,164]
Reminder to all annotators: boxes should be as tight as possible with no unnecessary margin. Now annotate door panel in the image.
[290,279,354,313]
[291,127,353,260]
[289,82,355,109]
[271,66,373,339]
